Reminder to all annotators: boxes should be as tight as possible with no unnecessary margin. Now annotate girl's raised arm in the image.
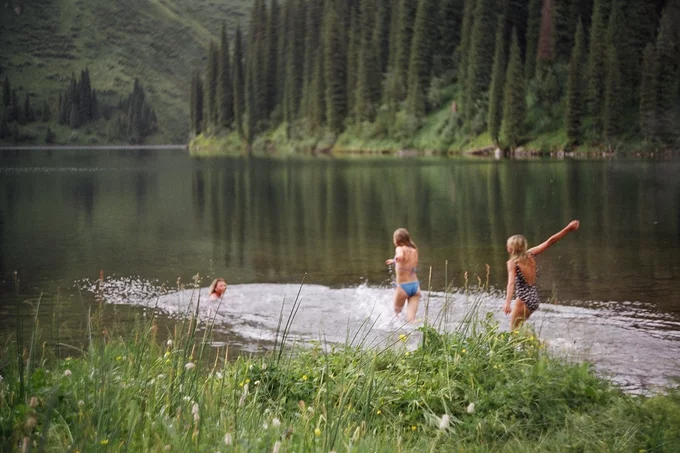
[528,220,580,256]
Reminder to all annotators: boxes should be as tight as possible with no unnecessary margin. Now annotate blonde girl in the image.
[385,228,420,322]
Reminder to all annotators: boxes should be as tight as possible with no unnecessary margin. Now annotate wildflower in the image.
[157,374,166,379]
[307,406,314,414]
[224,433,233,446]
[411,425,417,431]
[216,372,223,379]
[78,400,85,408]
[164,351,171,358]
[314,428,321,437]
[376,410,382,415]
[116,356,123,362]
[404,352,410,356]
[64,369,72,377]
[165,359,171,365]
[185,362,196,370]
[467,402,476,414]
[245,378,250,384]
[239,384,249,407]
[166,339,173,347]
[272,441,281,453]
[438,414,450,430]
[399,334,407,341]
[302,375,308,381]
[254,380,261,386]
[183,396,192,402]
[272,418,281,428]
[100,439,109,445]
[192,403,200,421]
[461,349,466,354]
[262,363,267,370]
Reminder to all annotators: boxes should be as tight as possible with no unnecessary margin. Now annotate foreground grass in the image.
[2,302,680,452]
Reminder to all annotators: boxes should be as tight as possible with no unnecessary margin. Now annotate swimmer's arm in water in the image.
[528,220,580,256]
[504,260,515,315]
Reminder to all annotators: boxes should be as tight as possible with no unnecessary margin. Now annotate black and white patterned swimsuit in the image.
[514,255,540,312]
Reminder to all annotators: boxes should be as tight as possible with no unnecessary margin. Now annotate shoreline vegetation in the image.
[2,282,680,452]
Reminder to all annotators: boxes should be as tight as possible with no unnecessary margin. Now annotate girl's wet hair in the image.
[209,278,226,295]
[507,235,530,263]
[393,228,417,249]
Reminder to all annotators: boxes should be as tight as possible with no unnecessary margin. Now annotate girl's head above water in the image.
[506,234,529,262]
[209,278,227,297]
[393,228,417,249]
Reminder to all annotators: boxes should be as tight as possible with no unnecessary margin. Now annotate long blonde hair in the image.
[393,228,417,249]
[506,235,530,264]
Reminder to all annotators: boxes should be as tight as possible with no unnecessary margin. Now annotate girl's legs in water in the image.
[393,287,408,318]
[510,299,532,330]
[405,292,420,323]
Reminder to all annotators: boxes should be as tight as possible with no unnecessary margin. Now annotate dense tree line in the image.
[0,76,41,140]
[192,0,680,149]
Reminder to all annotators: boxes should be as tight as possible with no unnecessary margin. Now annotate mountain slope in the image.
[0,0,252,143]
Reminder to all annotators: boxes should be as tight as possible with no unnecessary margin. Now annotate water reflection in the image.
[0,153,678,316]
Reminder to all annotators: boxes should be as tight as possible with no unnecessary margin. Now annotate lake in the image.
[1,149,679,392]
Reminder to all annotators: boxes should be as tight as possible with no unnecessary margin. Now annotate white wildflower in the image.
[224,433,233,446]
[166,339,173,347]
[191,403,199,415]
[216,371,223,379]
[183,396,192,402]
[272,441,281,453]
[467,402,476,414]
[263,423,269,430]
[438,414,450,430]
[185,362,196,370]
[254,380,261,386]
[238,384,249,407]
[64,369,72,377]
[78,400,85,408]
[164,445,170,451]
[157,374,166,379]
[262,363,267,370]
[272,418,281,428]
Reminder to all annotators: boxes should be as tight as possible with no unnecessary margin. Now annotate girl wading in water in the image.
[208,278,227,301]
[385,228,420,323]
[504,220,580,329]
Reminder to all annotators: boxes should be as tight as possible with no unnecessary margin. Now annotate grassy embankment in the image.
[0,0,251,145]
[2,280,679,452]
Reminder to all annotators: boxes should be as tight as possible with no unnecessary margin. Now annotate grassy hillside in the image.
[0,0,252,144]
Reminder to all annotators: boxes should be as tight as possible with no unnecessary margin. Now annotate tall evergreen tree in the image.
[355,0,382,121]
[309,29,327,130]
[206,41,218,130]
[525,0,542,79]
[23,93,35,123]
[373,0,391,74]
[346,6,359,117]
[190,70,198,134]
[2,77,9,108]
[455,0,475,82]
[554,0,575,62]
[639,43,657,140]
[233,26,246,140]
[536,0,556,68]
[406,0,439,117]
[487,17,507,144]
[41,99,51,122]
[655,8,679,143]
[276,2,289,110]
[604,45,622,141]
[324,0,348,134]
[394,0,418,101]
[500,30,526,148]
[436,0,463,75]
[265,0,280,116]
[302,0,323,114]
[565,20,586,144]
[606,0,634,104]
[587,0,607,135]
[283,0,306,124]
[463,0,497,121]
[218,24,234,129]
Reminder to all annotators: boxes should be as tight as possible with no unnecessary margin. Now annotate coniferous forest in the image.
[192,0,680,153]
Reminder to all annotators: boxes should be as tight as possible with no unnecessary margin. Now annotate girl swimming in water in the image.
[504,220,580,329]
[385,228,420,323]
[208,278,227,301]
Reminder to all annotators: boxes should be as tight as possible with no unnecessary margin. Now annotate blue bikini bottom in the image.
[399,281,420,297]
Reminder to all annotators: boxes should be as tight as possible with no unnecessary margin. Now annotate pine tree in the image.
[373,0,391,74]
[655,8,679,144]
[606,0,634,104]
[554,0,575,62]
[196,74,204,135]
[406,0,438,117]
[394,0,418,101]
[206,41,218,130]
[500,30,526,148]
[355,0,382,121]
[218,24,234,129]
[536,0,556,68]
[565,20,586,144]
[463,0,497,121]
[437,0,463,75]
[233,25,246,140]
[276,2,289,109]
[283,0,306,124]
[23,93,35,123]
[41,99,51,122]
[487,17,506,144]
[346,6,359,118]
[265,0,280,116]
[639,43,657,140]
[91,89,99,120]
[587,0,607,135]
[302,0,323,115]
[69,104,80,129]
[455,0,475,82]
[604,45,622,141]
[309,30,327,131]
[324,0,348,134]
[2,77,9,108]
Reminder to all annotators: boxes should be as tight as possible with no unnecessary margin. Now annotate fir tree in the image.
[455,0,475,82]
[69,104,80,129]
[2,77,9,108]
[394,0,418,101]
[536,0,556,68]
[406,0,438,117]
[487,17,507,144]
[587,0,607,135]
[655,8,679,144]
[500,30,526,148]
[276,2,289,109]
[565,20,586,144]
[604,45,622,141]
[373,0,391,74]
[7,89,19,123]
[355,0,382,121]
[463,0,497,121]
[606,0,635,104]
[639,43,657,140]
[265,0,280,116]
[324,0,348,134]
[218,24,234,129]
[206,41,218,129]
[302,0,323,115]
[41,99,51,122]
[346,6,359,118]
[437,0,463,75]
[283,0,306,124]
[233,25,246,140]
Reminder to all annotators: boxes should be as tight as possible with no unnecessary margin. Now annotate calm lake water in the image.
[1,149,679,391]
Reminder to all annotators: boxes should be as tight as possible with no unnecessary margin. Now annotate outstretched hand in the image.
[385,259,395,265]
[567,220,580,231]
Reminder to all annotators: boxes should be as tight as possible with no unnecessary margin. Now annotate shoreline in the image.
[0,144,188,151]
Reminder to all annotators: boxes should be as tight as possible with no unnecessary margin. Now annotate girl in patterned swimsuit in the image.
[385,228,420,323]
[504,220,580,329]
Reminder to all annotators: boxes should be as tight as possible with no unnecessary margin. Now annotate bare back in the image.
[395,246,418,283]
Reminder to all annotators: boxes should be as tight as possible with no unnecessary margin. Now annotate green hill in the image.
[0,0,252,144]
